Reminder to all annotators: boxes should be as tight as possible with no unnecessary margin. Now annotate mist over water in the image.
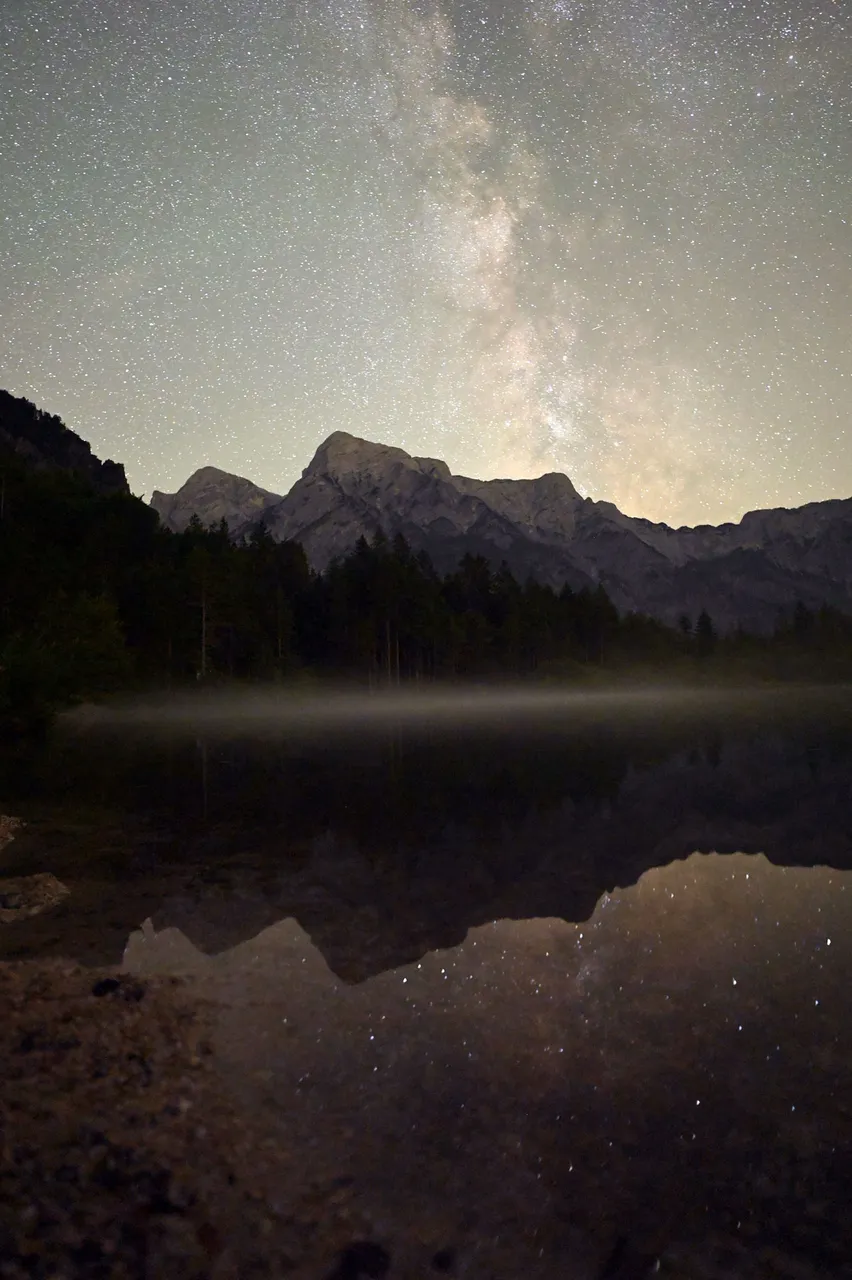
[62,681,852,738]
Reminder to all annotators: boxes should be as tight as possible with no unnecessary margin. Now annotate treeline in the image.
[1,451,851,726]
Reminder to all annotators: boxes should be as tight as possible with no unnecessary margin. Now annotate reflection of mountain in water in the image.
[133,728,852,980]
[3,704,851,975]
[121,853,852,1278]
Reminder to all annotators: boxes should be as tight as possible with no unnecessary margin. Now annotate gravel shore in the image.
[0,960,369,1280]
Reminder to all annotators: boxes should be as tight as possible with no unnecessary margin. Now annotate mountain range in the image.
[2,385,849,635]
[152,431,852,633]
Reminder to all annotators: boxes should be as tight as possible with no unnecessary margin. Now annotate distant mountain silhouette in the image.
[0,389,128,495]
[152,432,852,633]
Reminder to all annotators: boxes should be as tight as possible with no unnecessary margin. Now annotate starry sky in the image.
[1,0,849,526]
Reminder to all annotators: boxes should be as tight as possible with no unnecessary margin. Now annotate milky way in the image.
[0,0,849,525]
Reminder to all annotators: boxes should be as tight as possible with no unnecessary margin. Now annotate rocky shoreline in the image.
[0,960,371,1279]
[0,814,369,1279]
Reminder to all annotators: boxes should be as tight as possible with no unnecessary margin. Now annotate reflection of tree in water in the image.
[3,708,852,878]
[323,733,632,850]
[3,709,852,980]
[2,726,633,848]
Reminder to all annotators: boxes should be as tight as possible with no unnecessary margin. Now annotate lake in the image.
[2,684,852,1277]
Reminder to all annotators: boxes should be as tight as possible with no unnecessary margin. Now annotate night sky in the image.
[1,0,849,526]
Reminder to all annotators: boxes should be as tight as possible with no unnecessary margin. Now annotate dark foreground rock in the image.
[0,872,70,922]
[0,815,23,853]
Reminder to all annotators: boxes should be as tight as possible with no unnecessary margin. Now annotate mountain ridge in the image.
[150,432,852,633]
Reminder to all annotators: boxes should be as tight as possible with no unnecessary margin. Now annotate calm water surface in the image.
[2,685,852,1277]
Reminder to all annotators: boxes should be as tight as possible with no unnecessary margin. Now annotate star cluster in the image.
[0,0,849,524]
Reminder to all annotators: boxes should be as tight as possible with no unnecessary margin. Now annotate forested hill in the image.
[2,415,852,730]
[0,390,128,496]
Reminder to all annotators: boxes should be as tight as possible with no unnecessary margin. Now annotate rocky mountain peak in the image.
[150,465,280,533]
[180,465,240,486]
[536,471,581,498]
[303,431,415,483]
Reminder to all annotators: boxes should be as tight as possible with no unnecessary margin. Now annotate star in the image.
[0,0,848,527]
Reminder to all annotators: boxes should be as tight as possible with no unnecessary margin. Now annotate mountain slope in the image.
[150,432,852,632]
[150,466,280,533]
[0,389,128,495]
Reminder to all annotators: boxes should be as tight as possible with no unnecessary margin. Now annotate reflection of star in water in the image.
[121,852,852,1275]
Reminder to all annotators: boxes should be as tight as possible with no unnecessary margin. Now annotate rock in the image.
[0,814,23,853]
[0,872,70,923]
